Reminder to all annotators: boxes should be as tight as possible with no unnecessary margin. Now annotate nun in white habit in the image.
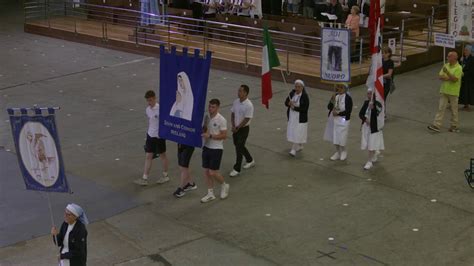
[324,84,353,161]
[359,87,384,170]
[170,72,194,121]
[285,79,310,156]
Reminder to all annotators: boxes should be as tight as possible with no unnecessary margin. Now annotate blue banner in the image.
[159,46,212,147]
[7,108,69,193]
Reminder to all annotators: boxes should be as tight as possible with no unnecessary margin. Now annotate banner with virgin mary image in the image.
[159,46,212,147]
[7,108,69,193]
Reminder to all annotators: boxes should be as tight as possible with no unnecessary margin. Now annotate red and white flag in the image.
[366,18,385,131]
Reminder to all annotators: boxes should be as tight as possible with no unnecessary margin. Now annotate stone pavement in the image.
[1,1,474,265]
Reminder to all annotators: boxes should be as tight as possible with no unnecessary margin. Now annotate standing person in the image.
[200,99,230,203]
[302,0,314,18]
[359,88,384,170]
[51,203,88,266]
[427,51,463,133]
[327,0,343,23]
[287,0,301,16]
[229,85,255,177]
[140,0,160,30]
[173,144,198,198]
[324,84,353,161]
[345,5,360,37]
[285,80,310,156]
[459,45,474,111]
[134,90,170,186]
[382,47,394,101]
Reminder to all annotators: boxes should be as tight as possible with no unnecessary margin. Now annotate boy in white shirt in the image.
[200,99,230,203]
[134,90,170,186]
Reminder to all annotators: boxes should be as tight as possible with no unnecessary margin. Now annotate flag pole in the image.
[279,69,293,101]
[38,174,57,246]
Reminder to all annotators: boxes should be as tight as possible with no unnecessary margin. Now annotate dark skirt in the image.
[459,78,474,105]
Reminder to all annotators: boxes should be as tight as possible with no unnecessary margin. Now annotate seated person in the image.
[229,0,242,15]
[238,0,256,17]
[201,0,219,17]
[217,0,232,14]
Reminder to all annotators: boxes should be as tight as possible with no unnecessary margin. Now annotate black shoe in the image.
[183,182,197,192]
[173,187,185,198]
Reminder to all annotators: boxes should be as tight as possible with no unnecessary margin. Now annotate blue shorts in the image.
[202,146,223,171]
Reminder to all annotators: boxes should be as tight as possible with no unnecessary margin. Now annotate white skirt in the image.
[287,110,307,144]
[361,123,385,151]
[324,116,349,146]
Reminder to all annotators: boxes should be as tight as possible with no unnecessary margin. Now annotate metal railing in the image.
[23,0,442,78]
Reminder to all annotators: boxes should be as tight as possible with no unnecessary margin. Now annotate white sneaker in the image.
[363,161,373,170]
[156,175,170,184]
[289,149,296,157]
[295,144,304,151]
[220,183,230,199]
[340,150,348,161]
[229,169,240,177]
[200,192,216,203]
[133,178,148,186]
[243,160,256,169]
[330,152,340,161]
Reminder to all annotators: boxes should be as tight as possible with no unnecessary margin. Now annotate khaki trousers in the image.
[433,93,459,128]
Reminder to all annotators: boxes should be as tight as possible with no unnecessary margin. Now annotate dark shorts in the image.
[202,146,223,171]
[178,144,195,168]
[144,134,166,157]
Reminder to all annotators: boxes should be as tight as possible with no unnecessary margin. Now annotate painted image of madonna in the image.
[170,71,194,121]
[19,122,59,187]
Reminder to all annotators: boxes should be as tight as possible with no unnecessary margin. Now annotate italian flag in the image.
[262,25,280,109]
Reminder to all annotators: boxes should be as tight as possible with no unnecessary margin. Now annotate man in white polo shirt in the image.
[200,98,230,203]
[229,85,255,177]
[134,90,170,186]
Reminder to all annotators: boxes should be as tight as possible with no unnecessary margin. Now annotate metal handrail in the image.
[23,0,435,77]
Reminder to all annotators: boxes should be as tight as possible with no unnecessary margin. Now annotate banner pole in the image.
[443,47,446,64]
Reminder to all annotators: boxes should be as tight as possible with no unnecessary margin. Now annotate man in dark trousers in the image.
[229,85,256,177]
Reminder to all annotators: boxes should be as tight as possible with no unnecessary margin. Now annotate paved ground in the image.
[1,1,474,265]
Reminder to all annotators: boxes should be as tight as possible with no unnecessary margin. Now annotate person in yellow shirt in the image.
[428,51,463,133]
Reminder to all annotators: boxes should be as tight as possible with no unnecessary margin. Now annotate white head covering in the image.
[294,79,305,87]
[66,203,89,225]
[170,71,194,121]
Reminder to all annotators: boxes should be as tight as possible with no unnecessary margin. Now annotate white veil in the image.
[169,71,194,121]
